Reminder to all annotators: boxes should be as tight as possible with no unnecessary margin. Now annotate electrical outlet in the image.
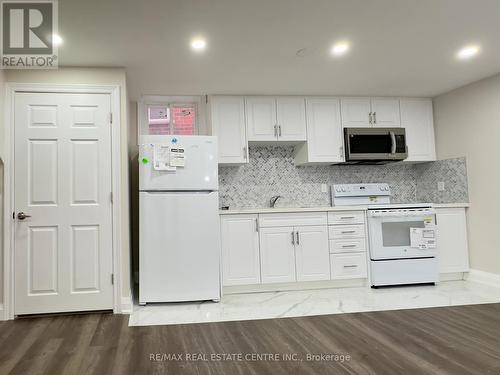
[321,183,328,193]
[437,181,445,192]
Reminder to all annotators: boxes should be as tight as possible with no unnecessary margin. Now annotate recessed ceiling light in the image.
[330,41,350,56]
[52,34,63,46]
[190,38,207,52]
[457,44,480,60]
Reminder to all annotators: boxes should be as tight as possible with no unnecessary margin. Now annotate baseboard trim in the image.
[440,272,465,282]
[120,296,133,314]
[465,269,500,287]
[223,279,367,295]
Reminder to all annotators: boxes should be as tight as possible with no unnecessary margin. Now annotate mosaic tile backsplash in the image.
[219,146,468,209]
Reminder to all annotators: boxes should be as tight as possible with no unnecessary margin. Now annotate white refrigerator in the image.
[139,135,221,304]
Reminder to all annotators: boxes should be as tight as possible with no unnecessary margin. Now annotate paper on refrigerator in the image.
[153,144,176,171]
[410,226,436,249]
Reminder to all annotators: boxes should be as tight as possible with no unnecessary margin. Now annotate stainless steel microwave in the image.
[344,127,408,164]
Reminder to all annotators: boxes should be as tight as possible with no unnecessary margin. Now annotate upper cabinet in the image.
[209,95,435,165]
[209,96,248,164]
[246,96,306,142]
[340,98,372,128]
[370,98,401,127]
[294,97,343,165]
[341,97,400,128]
[400,99,436,162]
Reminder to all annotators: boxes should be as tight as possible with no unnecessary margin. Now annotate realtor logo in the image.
[1,0,58,68]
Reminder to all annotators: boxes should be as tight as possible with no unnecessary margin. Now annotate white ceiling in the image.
[59,0,500,100]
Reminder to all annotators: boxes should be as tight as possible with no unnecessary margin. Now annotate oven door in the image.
[368,210,436,260]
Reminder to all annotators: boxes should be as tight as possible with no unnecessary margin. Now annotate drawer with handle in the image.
[330,253,367,280]
[328,211,365,225]
[328,224,365,239]
[329,238,366,253]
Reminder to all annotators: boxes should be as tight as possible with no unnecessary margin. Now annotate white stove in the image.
[331,183,439,287]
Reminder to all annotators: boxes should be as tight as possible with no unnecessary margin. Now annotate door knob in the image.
[17,212,31,220]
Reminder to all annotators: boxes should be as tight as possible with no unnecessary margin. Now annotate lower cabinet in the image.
[260,226,297,283]
[436,207,469,273]
[221,214,261,286]
[330,253,368,280]
[295,226,330,281]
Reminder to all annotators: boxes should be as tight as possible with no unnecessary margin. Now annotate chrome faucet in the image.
[269,195,283,208]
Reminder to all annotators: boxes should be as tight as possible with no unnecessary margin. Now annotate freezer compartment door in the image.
[139,135,218,191]
[139,191,221,303]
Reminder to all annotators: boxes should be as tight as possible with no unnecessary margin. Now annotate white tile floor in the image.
[129,280,500,326]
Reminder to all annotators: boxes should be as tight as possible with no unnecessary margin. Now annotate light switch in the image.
[437,181,445,192]
[321,184,328,193]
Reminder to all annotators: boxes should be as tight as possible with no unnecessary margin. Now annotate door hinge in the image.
[110,192,113,204]
[205,95,208,104]
[111,274,114,285]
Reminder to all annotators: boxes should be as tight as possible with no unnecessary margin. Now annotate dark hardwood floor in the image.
[1,303,500,374]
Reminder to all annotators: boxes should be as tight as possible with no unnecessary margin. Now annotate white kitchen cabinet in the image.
[370,98,401,127]
[245,97,277,141]
[210,96,248,164]
[400,98,436,162]
[259,226,297,283]
[295,225,330,281]
[221,214,261,286]
[294,97,343,165]
[276,97,307,141]
[246,96,306,142]
[436,208,469,273]
[341,97,400,128]
[341,98,372,128]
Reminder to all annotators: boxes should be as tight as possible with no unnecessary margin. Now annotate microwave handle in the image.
[390,131,396,154]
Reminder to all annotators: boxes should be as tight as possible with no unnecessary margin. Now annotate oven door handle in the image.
[390,131,396,154]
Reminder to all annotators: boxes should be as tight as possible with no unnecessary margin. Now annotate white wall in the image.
[433,72,500,275]
[1,67,132,308]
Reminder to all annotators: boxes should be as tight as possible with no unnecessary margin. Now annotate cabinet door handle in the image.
[340,216,355,219]
[243,146,247,159]
[343,265,358,268]
[373,112,377,124]
[341,244,357,248]
[278,125,282,137]
[369,112,373,124]
[341,230,356,234]
[291,231,295,245]
[274,125,277,137]
[296,231,300,245]
[255,218,258,232]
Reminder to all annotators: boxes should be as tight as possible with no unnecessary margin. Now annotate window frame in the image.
[138,95,207,139]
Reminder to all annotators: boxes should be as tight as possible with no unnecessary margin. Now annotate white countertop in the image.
[219,202,470,215]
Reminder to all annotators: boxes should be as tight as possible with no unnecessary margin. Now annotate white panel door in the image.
[221,215,260,286]
[295,226,330,281]
[341,98,371,128]
[400,99,436,161]
[371,98,401,127]
[14,92,113,315]
[436,208,470,273]
[304,98,343,162]
[210,96,248,164]
[276,97,307,141]
[260,227,296,283]
[245,97,277,141]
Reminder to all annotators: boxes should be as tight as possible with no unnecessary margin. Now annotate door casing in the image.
[2,83,124,320]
